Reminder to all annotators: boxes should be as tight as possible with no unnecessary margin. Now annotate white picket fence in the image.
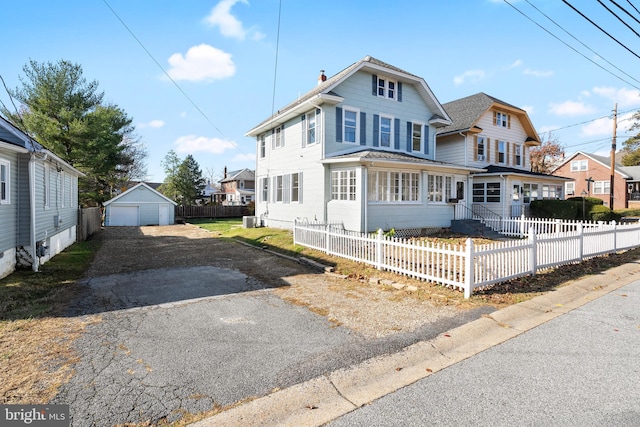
[483,214,608,238]
[293,219,640,298]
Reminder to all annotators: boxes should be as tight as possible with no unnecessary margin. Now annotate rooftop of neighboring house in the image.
[219,168,255,183]
[559,151,640,181]
[0,115,43,151]
[438,92,539,143]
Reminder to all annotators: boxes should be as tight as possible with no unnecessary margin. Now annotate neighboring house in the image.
[218,167,255,206]
[551,151,640,209]
[103,182,177,226]
[437,93,572,218]
[246,56,482,232]
[0,116,83,278]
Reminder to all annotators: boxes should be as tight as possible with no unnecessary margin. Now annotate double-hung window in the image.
[344,109,358,143]
[0,159,9,204]
[305,109,321,145]
[476,136,486,161]
[497,141,506,164]
[593,181,610,195]
[495,112,509,127]
[275,175,284,202]
[331,170,356,201]
[515,144,522,166]
[412,123,423,152]
[565,182,575,196]
[291,173,300,202]
[261,177,269,202]
[570,160,587,171]
[273,125,284,149]
[380,116,392,147]
[259,134,266,158]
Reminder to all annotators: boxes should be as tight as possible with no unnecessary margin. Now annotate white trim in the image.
[0,158,10,204]
[103,182,177,206]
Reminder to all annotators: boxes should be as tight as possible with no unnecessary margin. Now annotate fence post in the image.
[293,219,297,245]
[464,238,474,299]
[529,226,537,276]
[578,223,584,261]
[520,214,526,238]
[612,220,617,253]
[325,224,330,255]
[376,229,384,271]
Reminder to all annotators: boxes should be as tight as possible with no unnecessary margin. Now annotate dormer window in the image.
[495,111,510,128]
[378,78,396,100]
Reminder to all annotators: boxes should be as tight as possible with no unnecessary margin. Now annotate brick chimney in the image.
[317,70,326,85]
[224,166,227,178]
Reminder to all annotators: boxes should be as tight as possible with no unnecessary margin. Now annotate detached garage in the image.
[103,183,177,226]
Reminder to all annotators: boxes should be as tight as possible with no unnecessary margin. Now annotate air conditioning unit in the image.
[477,155,485,161]
[243,216,257,228]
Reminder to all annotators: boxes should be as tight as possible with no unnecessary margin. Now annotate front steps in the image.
[450,219,506,239]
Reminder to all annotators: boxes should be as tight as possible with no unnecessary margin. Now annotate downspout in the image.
[500,174,507,219]
[363,166,368,232]
[29,154,38,272]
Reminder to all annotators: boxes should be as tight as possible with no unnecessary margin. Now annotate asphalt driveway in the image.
[53,225,489,425]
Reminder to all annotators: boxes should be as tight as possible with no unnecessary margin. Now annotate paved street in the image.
[328,279,640,427]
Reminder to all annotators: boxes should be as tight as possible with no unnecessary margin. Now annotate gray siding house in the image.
[103,182,176,226]
[0,116,83,278]
[246,56,481,232]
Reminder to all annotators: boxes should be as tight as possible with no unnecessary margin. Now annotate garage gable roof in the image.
[103,182,177,206]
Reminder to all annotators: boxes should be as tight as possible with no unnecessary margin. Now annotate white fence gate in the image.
[293,220,640,298]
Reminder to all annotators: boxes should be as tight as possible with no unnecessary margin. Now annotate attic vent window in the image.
[378,78,396,100]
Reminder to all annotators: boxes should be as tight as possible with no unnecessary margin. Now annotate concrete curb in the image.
[190,259,640,427]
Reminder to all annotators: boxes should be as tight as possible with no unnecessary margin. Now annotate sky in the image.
[2,0,640,183]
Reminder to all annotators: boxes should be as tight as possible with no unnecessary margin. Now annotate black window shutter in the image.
[398,82,403,102]
[360,112,366,145]
[373,114,379,147]
[394,118,400,150]
[406,121,412,152]
[301,114,306,148]
[336,107,343,143]
[372,75,377,96]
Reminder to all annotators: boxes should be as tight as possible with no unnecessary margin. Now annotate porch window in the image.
[428,174,453,203]
[523,183,539,203]
[472,182,501,203]
[542,184,563,199]
[0,159,9,204]
[368,170,419,202]
[332,169,356,201]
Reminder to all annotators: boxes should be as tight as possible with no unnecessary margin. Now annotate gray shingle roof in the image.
[440,92,524,134]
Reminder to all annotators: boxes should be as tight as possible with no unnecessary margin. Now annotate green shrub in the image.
[566,196,604,205]
[589,204,622,222]
[530,199,579,219]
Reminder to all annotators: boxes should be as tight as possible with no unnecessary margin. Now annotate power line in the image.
[598,0,640,39]
[523,0,640,86]
[609,0,640,26]
[626,0,640,17]
[101,0,254,162]
[561,0,640,60]
[503,0,640,90]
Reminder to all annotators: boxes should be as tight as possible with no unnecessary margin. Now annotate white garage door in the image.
[110,206,140,226]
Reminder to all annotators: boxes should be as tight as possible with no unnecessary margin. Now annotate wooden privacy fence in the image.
[175,205,245,218]
[293,220,640,298]
[77,207,102,241]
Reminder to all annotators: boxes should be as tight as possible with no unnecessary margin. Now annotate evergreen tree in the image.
[159,151,205,206]
[0,59,147,206]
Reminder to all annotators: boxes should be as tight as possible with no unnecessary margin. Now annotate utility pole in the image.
[610,103,617,209]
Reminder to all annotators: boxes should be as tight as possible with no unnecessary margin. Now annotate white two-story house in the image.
[246,56,482,233]
[437,93,571,219]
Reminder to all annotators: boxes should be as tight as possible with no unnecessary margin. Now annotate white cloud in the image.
[521,105,535,115]
[580,117,612,137]
[205,0,263,41]
[548,100,596,116]
[507,60,522,69]
[167,44,235,82]
[138,119,165,129]
[174,135,237,154]
[592,86,640,109]
[453,69,486,85]
[523,68,553,78]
